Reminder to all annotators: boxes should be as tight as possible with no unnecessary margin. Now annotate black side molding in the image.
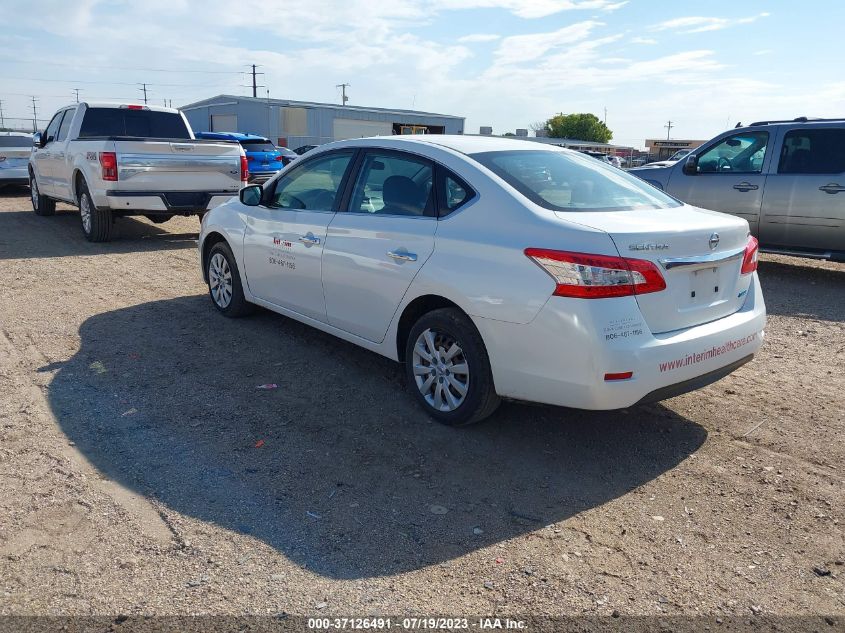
[635,355,754,406]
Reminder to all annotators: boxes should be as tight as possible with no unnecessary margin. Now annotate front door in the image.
[667,130,771,235]
[31,110,65,195]
[760,127,845,252]
[322,149,437,343]
[242,150,354,322]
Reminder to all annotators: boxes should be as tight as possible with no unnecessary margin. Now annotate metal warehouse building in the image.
[180,94,465,150]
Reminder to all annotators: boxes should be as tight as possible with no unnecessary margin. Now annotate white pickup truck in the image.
[29,102,247,241]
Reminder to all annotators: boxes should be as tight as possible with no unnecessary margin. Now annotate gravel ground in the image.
[0,187,843,621]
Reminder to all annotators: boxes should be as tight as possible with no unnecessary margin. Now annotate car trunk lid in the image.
[557,206,753,334]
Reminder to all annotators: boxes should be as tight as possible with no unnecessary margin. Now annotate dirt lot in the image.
[0,187,843,621]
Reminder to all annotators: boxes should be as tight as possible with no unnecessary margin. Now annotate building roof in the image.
[179,94,464,121]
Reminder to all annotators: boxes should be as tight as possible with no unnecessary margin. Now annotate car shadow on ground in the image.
[757,259,845,322]
[45,296,707,580]
[0,207,198,260]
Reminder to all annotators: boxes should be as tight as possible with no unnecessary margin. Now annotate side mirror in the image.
[682,154,698,175]
[239,184,262,206]
[33,132,44,148]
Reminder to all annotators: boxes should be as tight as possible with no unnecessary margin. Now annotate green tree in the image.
[544,113,612,143]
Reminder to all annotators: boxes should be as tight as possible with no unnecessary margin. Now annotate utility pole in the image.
[336,83,350,106]
[139,83,148,104]
[0,100,5,129]
[30,96,39,132]
[664,120,673,140]
[73,88,81,103]
[249,64,265,98]
[604,107,607,125]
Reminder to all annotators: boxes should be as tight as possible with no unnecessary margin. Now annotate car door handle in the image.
[819,183,845,194]
[298,235,321,245]
[387,250,417,262]
[733,182,758,191]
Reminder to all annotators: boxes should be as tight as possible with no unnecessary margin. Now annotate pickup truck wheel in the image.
[30,173,56,217]
[404,308,500,426]
[78,183,113,242]
[145,214,174,224]
[207,242,254,317]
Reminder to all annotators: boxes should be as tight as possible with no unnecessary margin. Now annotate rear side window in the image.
[240,140,276,152]
[56,110,74,141]
[0,136,32,147]
[778,128,845,174]
[436,167,474,217]
[471,150,680,212]
[78,108,191,139]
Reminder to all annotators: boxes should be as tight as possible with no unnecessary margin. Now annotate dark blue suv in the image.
[195,132,297,184]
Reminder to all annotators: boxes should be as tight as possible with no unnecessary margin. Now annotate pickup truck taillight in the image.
[524,248,666,298]
[240,155,249,183]
[99,152,118,181]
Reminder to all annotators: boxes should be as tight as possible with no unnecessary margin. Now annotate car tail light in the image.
[524,248,666,299]
[273,154,284,162]
[740,235,759,275]
[99,152,118,181]
[240,155,249,182]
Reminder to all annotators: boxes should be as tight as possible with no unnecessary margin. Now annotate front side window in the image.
[43,112,64,144]
[349,152,434,216]
[268,151,353,211]
[471,149,680,211]
[696,131,769,174]
[778,128,845,174]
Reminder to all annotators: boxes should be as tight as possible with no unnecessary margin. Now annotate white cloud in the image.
[652,12,770,34]
[458,33,501,43]
[494,21,601,64]
[433,0,627,18]
[631,36,658,45]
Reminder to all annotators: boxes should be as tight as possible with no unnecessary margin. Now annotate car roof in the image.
[195,131,271,142]
[332,134,566,155]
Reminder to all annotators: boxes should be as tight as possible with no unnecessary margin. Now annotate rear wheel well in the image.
[396,295,466,362]
[201,232,229,282]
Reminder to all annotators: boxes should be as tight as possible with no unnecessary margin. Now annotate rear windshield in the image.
[239,140,276,152]
[0,136,33,147]
[78,108,191,139]
[471,150,680,211]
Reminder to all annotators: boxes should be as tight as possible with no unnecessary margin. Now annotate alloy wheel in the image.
[412,328,470,412]
[80,194,92,233]
[209,253,233,308]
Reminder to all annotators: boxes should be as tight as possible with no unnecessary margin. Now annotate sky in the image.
[1,0,843,149]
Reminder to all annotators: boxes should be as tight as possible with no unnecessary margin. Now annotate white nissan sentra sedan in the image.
[198,135,765,425]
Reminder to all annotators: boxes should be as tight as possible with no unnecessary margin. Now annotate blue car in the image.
[194,132,297,184]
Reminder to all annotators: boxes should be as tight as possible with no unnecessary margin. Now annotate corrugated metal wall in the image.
[182,97,464,151]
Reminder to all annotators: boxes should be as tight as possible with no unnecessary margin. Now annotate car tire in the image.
[30,172,56,217]
[404,307,500,426]
[206,241,254,317]
[78,181,113,242]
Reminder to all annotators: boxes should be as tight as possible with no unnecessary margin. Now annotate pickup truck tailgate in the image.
[115,140,242,191]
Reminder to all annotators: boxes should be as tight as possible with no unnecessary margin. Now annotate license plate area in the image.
[685,266,724,307]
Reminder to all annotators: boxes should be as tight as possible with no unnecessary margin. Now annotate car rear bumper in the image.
[0,166,29,184]
[474,272,766,410]
[101,190,238,213]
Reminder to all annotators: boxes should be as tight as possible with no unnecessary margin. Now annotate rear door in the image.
[241,150,355,321]
[760,127,845,253]
[322,149,437,343]
[666,130,771,235]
